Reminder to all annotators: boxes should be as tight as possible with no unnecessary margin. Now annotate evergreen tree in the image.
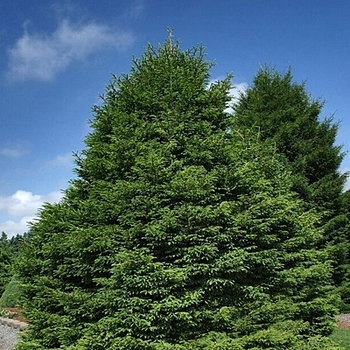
[0,232,15,295]
[233,67,346,208]
[233,67,350,308]
[9,233,24,254]
[16,40,340,349]
[338,189,350,308]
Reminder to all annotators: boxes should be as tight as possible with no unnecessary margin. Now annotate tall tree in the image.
[16,40,340,349]
[233,67,350,308]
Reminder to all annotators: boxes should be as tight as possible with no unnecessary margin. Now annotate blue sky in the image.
[0,0,349,237]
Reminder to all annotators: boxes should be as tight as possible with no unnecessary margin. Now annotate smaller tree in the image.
[0,275,21,308]
[0,232,15,295]
[233,67,345,208]
[232,67,349,308]
[337,189,350,309]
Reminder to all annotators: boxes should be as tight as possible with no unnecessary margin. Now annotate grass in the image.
[331,328,350,349]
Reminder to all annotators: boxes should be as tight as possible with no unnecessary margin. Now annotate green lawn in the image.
[331,329,350,349]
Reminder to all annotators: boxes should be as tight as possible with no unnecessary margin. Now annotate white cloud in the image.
[0,141,29,158]
[46,153,74,167]
[7,19,134,82]
[0,190,62,217]
[0,217,33,238]
[208,78,248,114]
[0,190,63,237]
[345,180,350,192]
[0,147,25,158]
[229,83,248,101]
[123,0,144,19]
[342,168,350,192]
[225,82,248,114]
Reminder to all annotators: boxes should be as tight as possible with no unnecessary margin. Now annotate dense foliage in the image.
[233,68,346,212]
[0,232,14,295]
[338,190,350,309]
[0,232,31,307]
[233,68,350,309]
[0,274,21,308]
[15,40,341,349]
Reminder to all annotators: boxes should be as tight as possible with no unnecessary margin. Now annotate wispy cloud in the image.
[0,141,30,158]
[7,19,134,82]
[0,190,63,237]
[46,153,74,168]
[123,0,144,19]
[225,82,248,113]
[342,168,350,192]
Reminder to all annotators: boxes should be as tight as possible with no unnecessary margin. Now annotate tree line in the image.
[0,37,349,349]
[0,232,31,296]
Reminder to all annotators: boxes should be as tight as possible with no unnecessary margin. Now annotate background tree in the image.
[16,40,341,349]
[9,232,32,255]
[0,232,32,308]
[233,67,350,309]
[0,232,15,295]
[338,189,350,307]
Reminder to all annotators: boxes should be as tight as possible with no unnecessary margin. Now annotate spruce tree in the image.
[16,40,341,349]
[233,67,349,309]
[233,68,346,208]
[338,189,350,308]
[0,232,15,295]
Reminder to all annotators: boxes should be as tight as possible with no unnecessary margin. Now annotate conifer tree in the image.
[233,67,350,308]
[338,189,350,308]
[16,40,341,349]
[0,232,15,295]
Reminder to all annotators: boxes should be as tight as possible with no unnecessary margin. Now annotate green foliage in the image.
[338,190,350,310]
[0,231,31,299]
[10,232,32,255]
[0,274,21,308]
[0,232,15,294]
[16,39,339,349]
[233,67,345,209]
[233,67,349,309]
